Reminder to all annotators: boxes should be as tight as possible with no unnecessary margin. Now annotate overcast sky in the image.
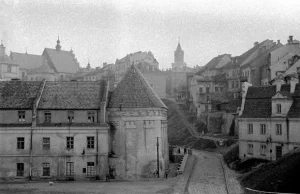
[1,0,300,69]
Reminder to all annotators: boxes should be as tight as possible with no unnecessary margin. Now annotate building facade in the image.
[238,74,300,161]
[0,65,168,180]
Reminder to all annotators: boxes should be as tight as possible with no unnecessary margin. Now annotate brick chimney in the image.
[254,42,259,47]
[290,73,299,93]
[277,40,280,44]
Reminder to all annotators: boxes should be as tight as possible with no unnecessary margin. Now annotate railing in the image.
[177,154,188,175]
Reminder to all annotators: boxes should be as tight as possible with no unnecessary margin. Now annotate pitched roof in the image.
[10,52,44,69]
[240,84,300,118]
[107,65,167,109]
[0,44,17,65]
[38,81,106,109]
[43,48,79,74]
[0,81,43,109]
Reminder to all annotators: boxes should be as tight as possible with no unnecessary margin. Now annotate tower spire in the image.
[56,36,61,51]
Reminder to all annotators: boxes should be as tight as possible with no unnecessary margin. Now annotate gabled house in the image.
[238,74,300,161]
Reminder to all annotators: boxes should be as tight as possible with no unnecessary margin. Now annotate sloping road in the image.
[187,150,228,194]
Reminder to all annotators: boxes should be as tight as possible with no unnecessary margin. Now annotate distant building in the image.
[238,74,300,161]
[0,41,19,80]
[0,65,168,180]
[114,51,159,85]
[10,37,80,81]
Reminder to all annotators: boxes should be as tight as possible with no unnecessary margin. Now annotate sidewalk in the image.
[173,155,196,194]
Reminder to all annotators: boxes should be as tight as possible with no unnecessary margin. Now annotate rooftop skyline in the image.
[1,0,300,69]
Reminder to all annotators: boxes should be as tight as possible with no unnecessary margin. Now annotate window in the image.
[17,163,24,176]
[87,136,95,149]
[22,72,25,78]
[260,144,267,155]
[44,112,51,123]
[66,137,74,149]
[7,65,12,73]
[17,137,24,149]
[87,162,95,177]
[88,112,95,123]
[231,81,234,88]
[18,111,25,122]
[220,87,223,92]
[66,162,74,177]
[206,87,210,94]
[215,87,218,92]
[276,124,282,135]
[248,124,253,134]
[247,144,253,155]
[68,111,74,123]
[235,81,239,88]
[260,124,266,135]
[43,137,50,150]
[199,88,203,93]
[276,104,281,114]
[42,163,50,176]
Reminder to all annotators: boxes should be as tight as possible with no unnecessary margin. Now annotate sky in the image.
[1,0,300,70]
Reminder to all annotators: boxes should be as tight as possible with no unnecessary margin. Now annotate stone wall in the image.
[198,112,238,135]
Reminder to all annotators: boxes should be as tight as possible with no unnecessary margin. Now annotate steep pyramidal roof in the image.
[176,42,183,51]
[107,65,167,109]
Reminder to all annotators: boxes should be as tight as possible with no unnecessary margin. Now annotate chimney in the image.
[254,42,259,47]
[272,75,285,92]
[239,81,252,116]
[288,35,294,44]
[277,40,280,44]
[290,73,299,93]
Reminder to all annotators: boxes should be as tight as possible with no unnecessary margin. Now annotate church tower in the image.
[172,40,186,71]
[174,42,184,63]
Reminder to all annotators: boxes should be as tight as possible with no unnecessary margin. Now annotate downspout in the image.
[286,117,289,147]
[29,80,46,180]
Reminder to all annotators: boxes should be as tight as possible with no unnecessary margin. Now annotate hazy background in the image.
[1,0,300,69]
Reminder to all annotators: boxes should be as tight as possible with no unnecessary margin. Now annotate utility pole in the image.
[156,137,159,178]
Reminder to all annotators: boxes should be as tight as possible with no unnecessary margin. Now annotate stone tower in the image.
[172,41,187,72]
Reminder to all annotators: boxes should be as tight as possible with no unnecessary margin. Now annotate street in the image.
[187,150,228,194]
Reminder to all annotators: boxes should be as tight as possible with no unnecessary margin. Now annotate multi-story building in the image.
[238,74,300,161]
[262,36,300,85]
[0,41,19,80]
[114,51,158,84]
[0,65,168,180]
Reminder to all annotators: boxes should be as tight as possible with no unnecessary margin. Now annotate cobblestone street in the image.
[187,151,228,194]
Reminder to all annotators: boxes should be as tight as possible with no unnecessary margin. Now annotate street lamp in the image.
[156,137,161,178]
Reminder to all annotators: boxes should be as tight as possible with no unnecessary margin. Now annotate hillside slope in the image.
[241,148,300,193]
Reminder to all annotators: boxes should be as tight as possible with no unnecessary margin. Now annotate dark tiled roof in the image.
[245,85,276,99]
[0,81,43,109]
[10,52,44,69]
[107,65,167,109]
[287,98,300,118]
[38,81,105,109]
[241,83,300,118]
[43,48,79,74]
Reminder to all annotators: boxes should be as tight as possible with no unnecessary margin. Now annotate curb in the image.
[183,155,197,194]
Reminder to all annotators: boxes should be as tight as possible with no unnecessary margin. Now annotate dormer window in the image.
[276,104,281,114]
[88,112,95,123]
[18,111,25,122]
[68,111,74,123]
